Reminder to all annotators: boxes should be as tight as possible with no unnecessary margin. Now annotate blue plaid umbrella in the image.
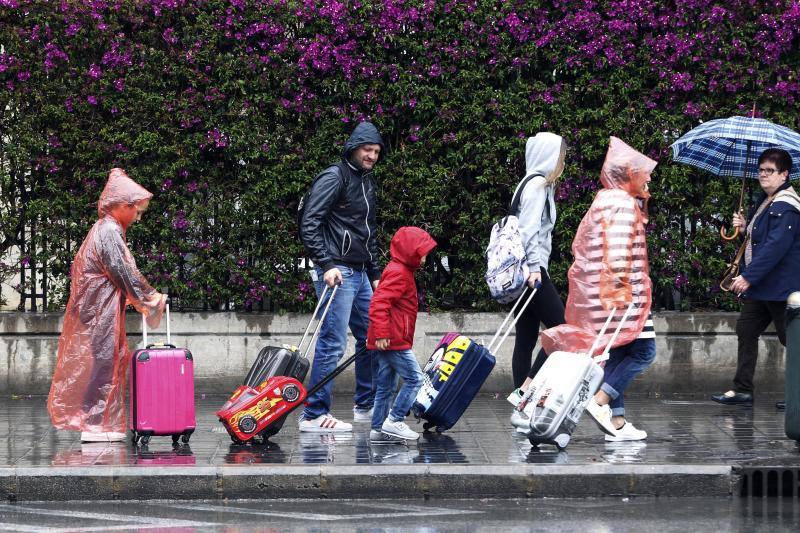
[671,115,800,240]
[671,115,800,180]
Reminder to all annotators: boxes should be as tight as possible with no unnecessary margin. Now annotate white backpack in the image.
[485,175,538,304]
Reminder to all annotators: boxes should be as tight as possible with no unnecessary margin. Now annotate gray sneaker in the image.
[381,419,420,441]
[369,429,405,444]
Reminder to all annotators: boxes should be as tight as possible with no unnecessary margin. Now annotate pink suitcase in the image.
[130,302,196,446]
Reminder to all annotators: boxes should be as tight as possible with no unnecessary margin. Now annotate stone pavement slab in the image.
[1,393,798,501]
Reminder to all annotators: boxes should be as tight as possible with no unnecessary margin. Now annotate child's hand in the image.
[376,338,390,350]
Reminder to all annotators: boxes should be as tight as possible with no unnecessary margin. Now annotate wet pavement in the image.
[2,393,798,467]
[1,393,799,500]
[2,497,799,532]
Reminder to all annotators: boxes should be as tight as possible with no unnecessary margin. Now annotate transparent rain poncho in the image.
[541,138,656,356]
[47,168,165,432]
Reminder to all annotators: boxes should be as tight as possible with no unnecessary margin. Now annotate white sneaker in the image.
[107,432,127,442]
[585,400,617,436]
[506,388,524,407]
[298,414,352,433]
[605,422,647,442]
[353,406,373,422]
[510,409,530,434]
[80,431,107,442]
[381,419,420,441]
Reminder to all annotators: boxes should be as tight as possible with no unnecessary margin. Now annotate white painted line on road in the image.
[0,523,59,532]
[160,501,484,521]
[0,504,218,528]
[353,501,484,515]
[54,524,222,533]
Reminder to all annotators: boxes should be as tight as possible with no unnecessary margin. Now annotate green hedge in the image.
[1,0,799,311]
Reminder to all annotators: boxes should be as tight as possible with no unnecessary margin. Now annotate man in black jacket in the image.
[298,121,384,432]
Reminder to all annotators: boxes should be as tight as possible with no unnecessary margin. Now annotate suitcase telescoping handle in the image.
[587,301,636,362]
[296,283,339,359]
[141,298,172,349]
[486,281,541,355]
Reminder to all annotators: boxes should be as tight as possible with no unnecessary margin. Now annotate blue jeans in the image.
[600,337,656,417]
[302,265,377,420]
[371,349,424,430]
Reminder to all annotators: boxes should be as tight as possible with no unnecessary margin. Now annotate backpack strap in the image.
[509,174,542,217]
[310,161,351,201]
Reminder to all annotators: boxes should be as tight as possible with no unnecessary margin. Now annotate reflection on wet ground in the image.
[1,393,798,468]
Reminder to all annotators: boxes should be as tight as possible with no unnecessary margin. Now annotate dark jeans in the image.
[601,337,657,417]
[511,268,566,388]
[733,299,787,394]
[303,265,377,420]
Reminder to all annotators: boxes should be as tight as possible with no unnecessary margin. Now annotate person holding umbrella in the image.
[711,148,800,407]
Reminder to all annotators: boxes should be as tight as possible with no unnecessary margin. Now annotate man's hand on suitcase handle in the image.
[324,268,343,287]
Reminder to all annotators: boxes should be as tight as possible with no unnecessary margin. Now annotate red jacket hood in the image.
[389,227,437,270]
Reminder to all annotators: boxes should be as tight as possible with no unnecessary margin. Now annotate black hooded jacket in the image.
[299,122,385,281]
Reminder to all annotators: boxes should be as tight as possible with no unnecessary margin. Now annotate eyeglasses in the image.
[758,167,781,176]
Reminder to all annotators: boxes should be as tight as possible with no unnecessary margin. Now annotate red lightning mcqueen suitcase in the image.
[217,285,356,444]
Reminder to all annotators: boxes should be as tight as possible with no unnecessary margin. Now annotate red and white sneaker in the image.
[299,414,353,433]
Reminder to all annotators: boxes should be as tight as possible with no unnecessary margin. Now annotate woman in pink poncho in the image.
[47,168,166,442]
[540,137,657,442]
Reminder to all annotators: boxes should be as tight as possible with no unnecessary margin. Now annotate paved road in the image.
[0,497,798,532]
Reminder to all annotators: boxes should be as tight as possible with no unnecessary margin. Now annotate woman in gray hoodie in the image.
[509,132,568,432]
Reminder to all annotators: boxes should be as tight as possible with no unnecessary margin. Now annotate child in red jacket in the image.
[367,226,437,442]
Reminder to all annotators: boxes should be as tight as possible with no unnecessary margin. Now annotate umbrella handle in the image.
[720,226,740,241]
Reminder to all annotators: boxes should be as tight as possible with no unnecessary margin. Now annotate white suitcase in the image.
[520,303,635,449]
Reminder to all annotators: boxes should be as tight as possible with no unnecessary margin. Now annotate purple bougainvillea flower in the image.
[88,64,102,79]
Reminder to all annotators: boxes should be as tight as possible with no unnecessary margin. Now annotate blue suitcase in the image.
[412,286,539,433]
[412,333,495,432]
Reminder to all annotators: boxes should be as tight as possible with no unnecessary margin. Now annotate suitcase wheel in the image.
[172,434,180,445]
[181,433,191,444]
[238,415,258,435]
[140,435,151,445]
[282,384,301,403]
[422,422,433,432]
[230,434,245,445]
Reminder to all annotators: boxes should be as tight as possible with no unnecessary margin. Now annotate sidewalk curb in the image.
[1,464,736,501]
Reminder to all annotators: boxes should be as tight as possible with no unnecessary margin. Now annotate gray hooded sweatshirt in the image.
[511,132,565,273]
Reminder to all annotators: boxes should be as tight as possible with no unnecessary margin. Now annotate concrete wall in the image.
[0,311,783,395]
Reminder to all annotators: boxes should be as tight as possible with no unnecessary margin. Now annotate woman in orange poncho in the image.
[47,168,166,442]
[540,137,657,442]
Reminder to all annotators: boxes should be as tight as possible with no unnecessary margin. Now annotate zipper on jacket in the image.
[341,231,352,256]
[362,179,372,262]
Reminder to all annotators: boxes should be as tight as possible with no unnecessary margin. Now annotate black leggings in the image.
[511,268,566,388]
